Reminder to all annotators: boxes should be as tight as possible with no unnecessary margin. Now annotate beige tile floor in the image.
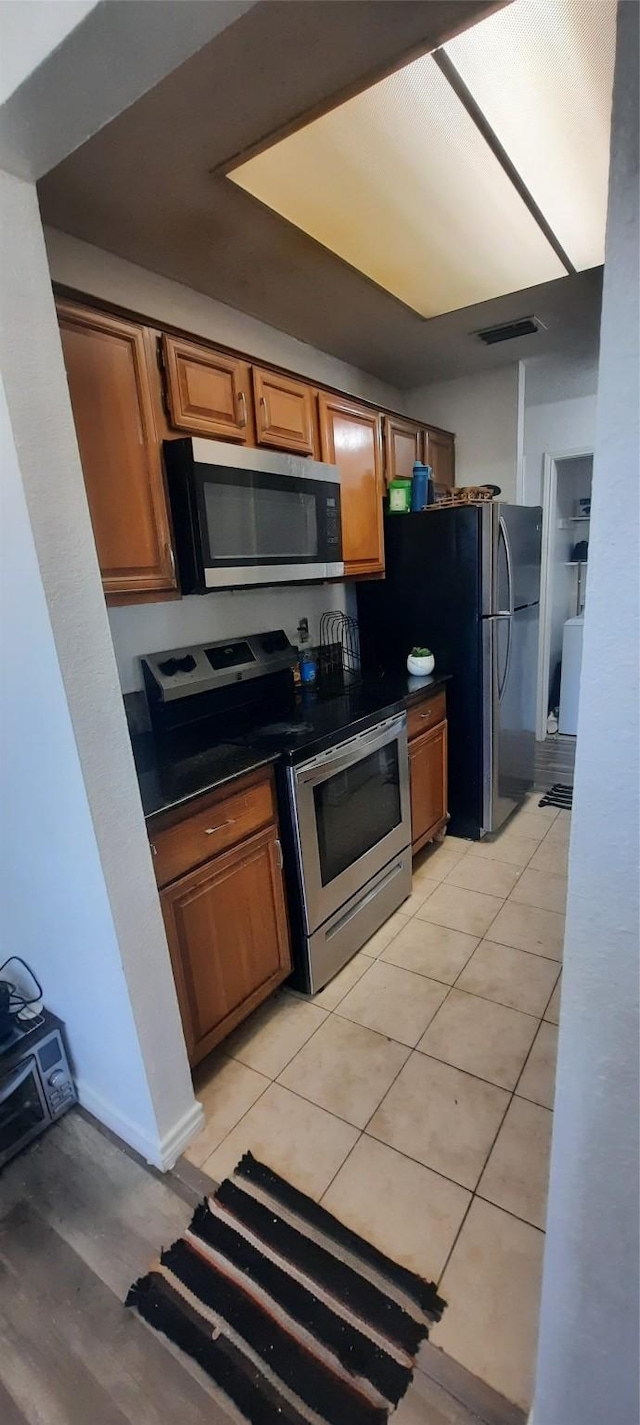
[186,793,567,1412]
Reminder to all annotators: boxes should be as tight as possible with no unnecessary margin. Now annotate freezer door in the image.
[481,504,542,615]
[499,504,542,610]
[483,603,539,833]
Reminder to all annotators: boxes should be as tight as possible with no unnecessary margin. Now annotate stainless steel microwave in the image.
[163,438,344,592]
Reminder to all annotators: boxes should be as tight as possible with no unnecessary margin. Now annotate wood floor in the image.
[0,1111,524,1425]
[534,734,576,788]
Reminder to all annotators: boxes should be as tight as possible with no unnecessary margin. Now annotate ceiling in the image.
[38,0,604,390]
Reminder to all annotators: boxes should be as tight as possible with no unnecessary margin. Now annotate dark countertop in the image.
[133,668,450,822]
[368,669,451,708]
[133,732,280,823]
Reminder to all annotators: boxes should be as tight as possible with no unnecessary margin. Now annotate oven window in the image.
[314,741,401,886]
[0,1060,47,1158]
[204,480,319,561]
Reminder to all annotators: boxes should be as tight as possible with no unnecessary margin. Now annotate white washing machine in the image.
[559,615,584,735]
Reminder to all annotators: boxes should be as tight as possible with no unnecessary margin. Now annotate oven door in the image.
[0,1055,50,1169]
[192,439,343,588]
[289,713,411,933]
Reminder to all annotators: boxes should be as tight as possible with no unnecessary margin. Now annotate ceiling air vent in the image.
[476,317,541,345]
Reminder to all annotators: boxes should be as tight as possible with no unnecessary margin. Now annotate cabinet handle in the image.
[150,842,157,857]
[164,542,176,582]
[204,819,235,835]
[420,710,434,720]
[275,838,284,870]
[259,393,271,428]
[237,391,248,427]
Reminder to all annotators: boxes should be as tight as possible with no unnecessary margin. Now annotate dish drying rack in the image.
[315,612,361,685]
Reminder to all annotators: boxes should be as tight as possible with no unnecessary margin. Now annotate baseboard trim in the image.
[75,1080,204,1171]
[159,1100,205,1170]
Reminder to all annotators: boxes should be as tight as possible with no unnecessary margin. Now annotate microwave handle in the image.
[0,1054,38,1104]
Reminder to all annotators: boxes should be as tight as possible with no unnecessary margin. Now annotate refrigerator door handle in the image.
[499,514,515,617]
[498,615,513,703]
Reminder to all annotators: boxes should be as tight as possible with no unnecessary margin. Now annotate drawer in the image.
[150,774,275,888]
[406,689,446,741]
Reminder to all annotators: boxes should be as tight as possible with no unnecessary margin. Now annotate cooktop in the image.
[230,681,406,762]
[135,626,449,817]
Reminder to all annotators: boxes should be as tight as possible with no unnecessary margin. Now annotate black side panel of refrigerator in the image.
[357,508,484,839]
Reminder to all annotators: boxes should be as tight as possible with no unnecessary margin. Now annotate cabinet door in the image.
[409,720,448,853]
[424,428,455,493]
[318,394,384,577]
[161,334,252,442]
[160,826,291,1065]
[253,366,316,455]
[57,302,176,599]
[384,415,421,486]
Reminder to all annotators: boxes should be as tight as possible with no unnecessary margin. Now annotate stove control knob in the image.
[48,1069,65,1088]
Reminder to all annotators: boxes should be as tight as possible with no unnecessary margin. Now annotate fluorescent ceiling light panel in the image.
[229,0,610,319]
[444,0,616,271]
[230,55,564,319]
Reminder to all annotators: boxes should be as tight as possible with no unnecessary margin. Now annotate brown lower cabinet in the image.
[407,691,449,855]
[151,769,291,1066]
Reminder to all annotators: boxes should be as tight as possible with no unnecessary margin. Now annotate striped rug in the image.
[127,1151,445,1424]
[539,783,573,810]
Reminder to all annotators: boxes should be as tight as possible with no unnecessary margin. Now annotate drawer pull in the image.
[420,711,434,719]
[204,819,235,835]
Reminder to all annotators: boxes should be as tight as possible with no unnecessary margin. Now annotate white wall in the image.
[0,0,97,102]
[533,5,640,1422]
[46,228,405,411]
[0,0,257,179]
[0,373,166,1156]
[111,586,347,694]
[405,365,520,499]
[0,171,201,1168]
[523,394,596,506]
[524,351,599,407]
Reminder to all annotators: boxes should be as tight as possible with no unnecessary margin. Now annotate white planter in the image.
[407,652,435,677]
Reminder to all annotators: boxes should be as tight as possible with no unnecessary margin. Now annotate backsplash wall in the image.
[108,583,349,693]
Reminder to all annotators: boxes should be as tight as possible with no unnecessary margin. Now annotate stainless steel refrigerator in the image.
[357,502,542,839]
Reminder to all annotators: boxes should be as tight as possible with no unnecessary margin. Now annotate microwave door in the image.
[164,438,343,591]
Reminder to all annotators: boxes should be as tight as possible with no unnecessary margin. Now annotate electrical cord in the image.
[0,956,43,1015]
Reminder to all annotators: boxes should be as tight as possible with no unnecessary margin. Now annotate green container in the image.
[388,478,412,513]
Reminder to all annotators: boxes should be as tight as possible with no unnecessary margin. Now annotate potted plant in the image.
[407,646,435,677]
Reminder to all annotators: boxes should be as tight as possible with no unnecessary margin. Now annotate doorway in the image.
[536,450,593,760]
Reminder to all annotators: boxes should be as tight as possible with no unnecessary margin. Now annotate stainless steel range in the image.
[141,630,412,994]
[284,713,410,991]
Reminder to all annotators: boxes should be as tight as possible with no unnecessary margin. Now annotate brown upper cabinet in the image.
[57,301,177,600]
[424,427,455,492]
[318,393,384,578]
[56,292,454,602]
[161,334,252,442]
[384,415,422,486]
[253,366,317,456]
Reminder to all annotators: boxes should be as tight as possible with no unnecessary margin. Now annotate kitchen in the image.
[0,0,615,1418]
[48,254,563,1415]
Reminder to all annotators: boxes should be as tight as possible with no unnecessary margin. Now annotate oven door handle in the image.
[0,1054,38,1104]
[294,713,407,786]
